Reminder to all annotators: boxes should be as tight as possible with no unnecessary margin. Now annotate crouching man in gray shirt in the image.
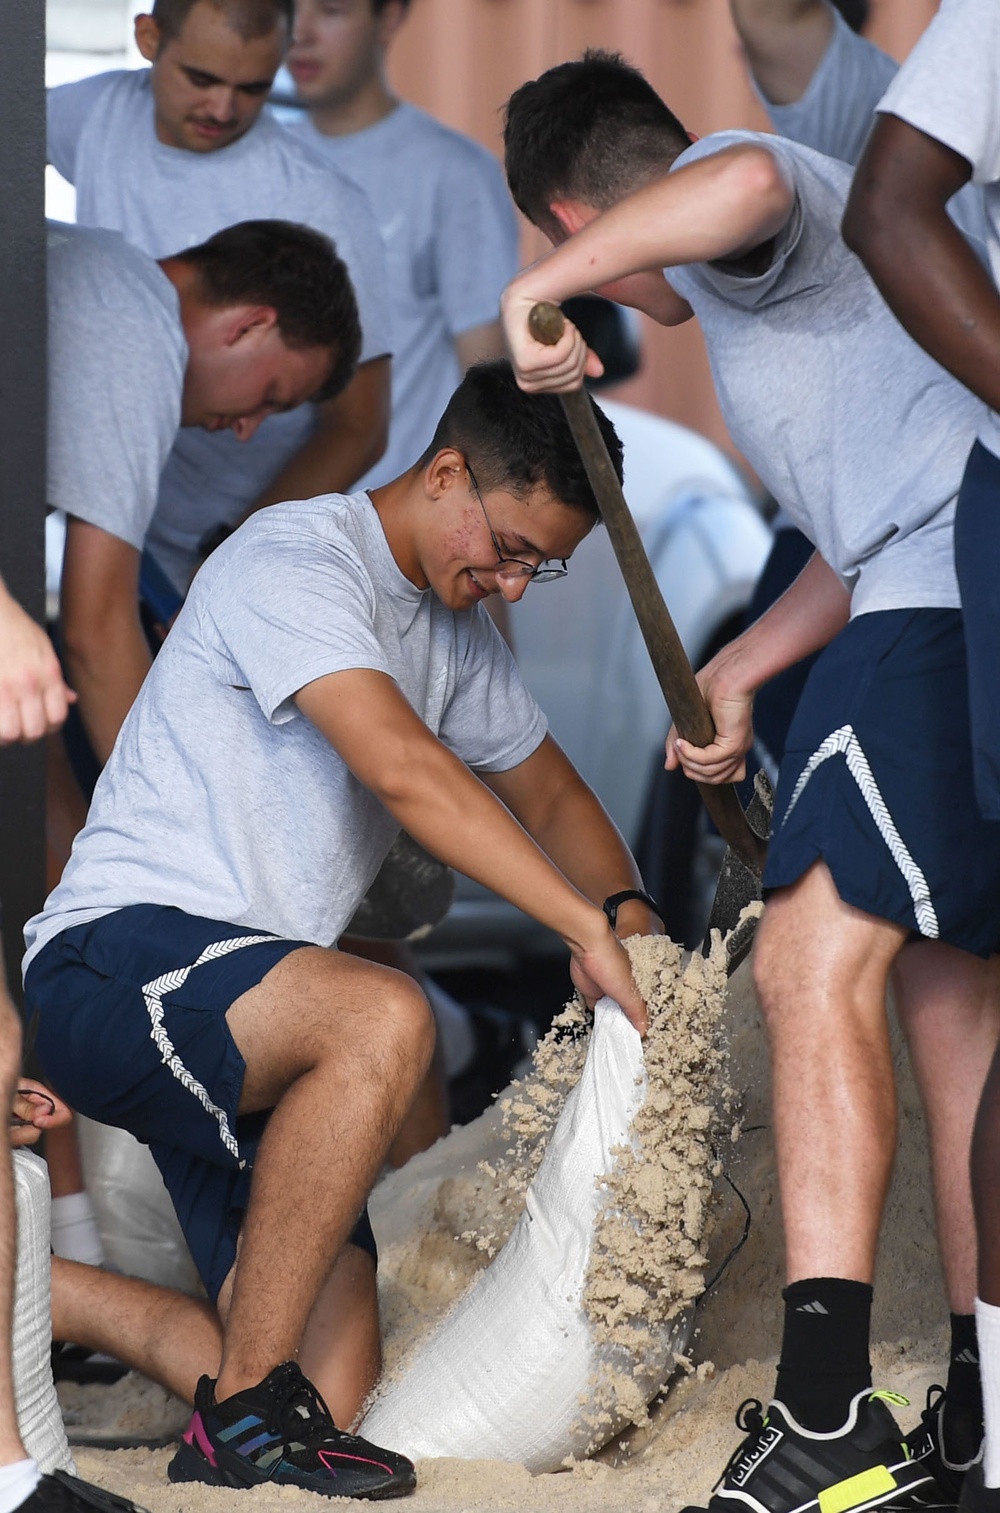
[23,361,657,1503]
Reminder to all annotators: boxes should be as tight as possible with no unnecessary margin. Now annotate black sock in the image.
[774,1278,873,1432]
[943,1313,983,1463]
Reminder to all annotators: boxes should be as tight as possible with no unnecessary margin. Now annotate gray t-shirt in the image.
[24,493,547,968]
[288,105,519,491]
[762,9,988,247]
[47,222,187,550]
[48,69,392,589]
[878,0,1000,461]
[763,8,897,166]
[664,131,987,615]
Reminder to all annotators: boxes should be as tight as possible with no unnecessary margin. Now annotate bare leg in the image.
[753,861,908,1283]
[0,990,26,1464]
[214,946,434,1404]
[49,1258,221,1406]
[894,943,1000,1311]
[51,1240,379,1427]
[341,937,448,1166]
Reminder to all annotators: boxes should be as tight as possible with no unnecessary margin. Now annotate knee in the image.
[377,973,436,1081]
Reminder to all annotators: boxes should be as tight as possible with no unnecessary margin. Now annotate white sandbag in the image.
[360,998,691,1473]
[12,1152,74,1473]
[76,1119,200,1294]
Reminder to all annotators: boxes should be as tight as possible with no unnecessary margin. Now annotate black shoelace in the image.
[264,1362,340,1446]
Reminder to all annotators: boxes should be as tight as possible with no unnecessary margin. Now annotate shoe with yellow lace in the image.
[681,1390,934,1513]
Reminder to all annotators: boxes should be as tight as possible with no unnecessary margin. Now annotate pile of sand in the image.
[67,949,950,1512]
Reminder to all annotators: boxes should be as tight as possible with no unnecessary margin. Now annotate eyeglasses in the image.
[466,463,568,584]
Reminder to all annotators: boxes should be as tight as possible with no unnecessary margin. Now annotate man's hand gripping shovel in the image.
[528,302,770,972]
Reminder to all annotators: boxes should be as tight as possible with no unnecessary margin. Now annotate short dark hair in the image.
[504,50,689,233]
[178,219,361,402]
[150,0,291,45]
[420,359,623,521]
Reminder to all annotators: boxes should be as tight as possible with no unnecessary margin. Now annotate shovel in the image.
[527,302,770,970]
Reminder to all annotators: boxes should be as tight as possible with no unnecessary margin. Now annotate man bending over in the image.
[500,50,998,1513]
[24,360,654,1501]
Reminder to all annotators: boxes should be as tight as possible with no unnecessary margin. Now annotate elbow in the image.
[841,176,900,273]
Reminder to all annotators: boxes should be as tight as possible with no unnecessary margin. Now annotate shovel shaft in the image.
[528,301,766,877]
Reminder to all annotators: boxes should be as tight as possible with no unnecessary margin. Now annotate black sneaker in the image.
[958,1465,1000,1513]
[906,1386,983,1511]
[681,1390,934,1513]
[167,1361,416,1500]
[19,1470,147,1511]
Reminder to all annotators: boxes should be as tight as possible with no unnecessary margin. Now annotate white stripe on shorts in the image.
[142,933,278,1164]
[782,723,939,938]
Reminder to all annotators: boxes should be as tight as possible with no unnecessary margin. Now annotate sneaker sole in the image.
[167,1439,416,1501]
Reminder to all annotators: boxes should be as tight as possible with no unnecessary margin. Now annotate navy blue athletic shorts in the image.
[25,905,377,1300]
[955,439,1000,821]
[764,608,1000,957]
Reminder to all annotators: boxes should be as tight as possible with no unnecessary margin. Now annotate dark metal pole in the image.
[0,0,48,1003]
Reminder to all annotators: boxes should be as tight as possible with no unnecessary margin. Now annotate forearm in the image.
[709,550,849,696]
[508,148,793,303]
[527,778,656,935]
[62,614,151,766]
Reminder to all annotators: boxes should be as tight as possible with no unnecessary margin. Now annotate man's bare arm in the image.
[729,0,836,106]
[296,668,647,1030]
[843,115,1000,411]
[502,143,795,394]
[245,356,391,514]
[0,577,74,744]
[59,518,151,765]
[666,551,850,784]
[484,735,660,940]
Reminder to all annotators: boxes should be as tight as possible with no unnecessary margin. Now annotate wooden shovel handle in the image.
[528,301,766,876]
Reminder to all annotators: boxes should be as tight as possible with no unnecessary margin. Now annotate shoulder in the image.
[253,111,381,222]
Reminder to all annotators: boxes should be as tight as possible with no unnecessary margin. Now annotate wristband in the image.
[602,889,663,930]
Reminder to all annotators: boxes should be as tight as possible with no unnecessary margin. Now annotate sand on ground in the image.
[64,947,949,1512]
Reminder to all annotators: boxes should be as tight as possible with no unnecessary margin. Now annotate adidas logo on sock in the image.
[954,1348,979,1365]
[796,1301,830,1315]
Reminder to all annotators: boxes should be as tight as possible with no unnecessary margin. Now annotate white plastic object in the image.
[12,1151,74,1473]
[76,1119,200,1294]
[360,998,692,1472]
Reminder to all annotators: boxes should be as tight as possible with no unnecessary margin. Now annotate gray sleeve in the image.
[432,143,520,337]
[47,291,181,552]
[877,0,1000,185]
[764,8,899,167]
[439,610,547,773]
[664,132,806,310]
[47,74,117,181]
[203,530,391,725]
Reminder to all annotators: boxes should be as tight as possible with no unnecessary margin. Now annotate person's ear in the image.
[226,305,280,347]
[133,12,162,62]
[377,0,409,51]
[423,448,465,500]
[550,199,592,237]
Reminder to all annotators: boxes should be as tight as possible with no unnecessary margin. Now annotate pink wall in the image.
[388,0,939,462]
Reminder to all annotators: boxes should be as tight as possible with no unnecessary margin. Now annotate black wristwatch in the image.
[602,889,663,930]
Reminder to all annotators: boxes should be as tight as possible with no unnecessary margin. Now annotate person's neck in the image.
[307,75,398,138]
[367,471,427,588]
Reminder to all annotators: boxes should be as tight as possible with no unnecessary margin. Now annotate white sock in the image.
[0,1458,40,1513]
[424,979,475,1079]
[976,1296,1000,1486]
[49,1191,105,1267]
